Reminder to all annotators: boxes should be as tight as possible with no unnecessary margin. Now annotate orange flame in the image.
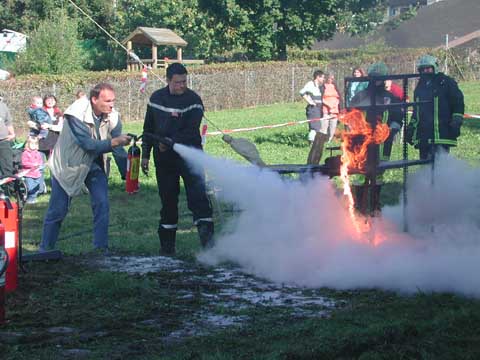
[337,109,390,243]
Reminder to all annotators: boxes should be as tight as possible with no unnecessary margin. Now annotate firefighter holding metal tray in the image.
[141,63,214,256]
[406,55,465,160]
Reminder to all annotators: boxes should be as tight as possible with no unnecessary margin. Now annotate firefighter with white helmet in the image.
[406,55,464,159]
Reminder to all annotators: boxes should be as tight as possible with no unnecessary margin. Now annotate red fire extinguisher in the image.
[0,199,18,292]
[0,222,8,325]
[126,134,141,194]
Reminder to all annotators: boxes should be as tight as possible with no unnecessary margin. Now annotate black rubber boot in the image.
[197,221,214,249]
[158,226,176,256]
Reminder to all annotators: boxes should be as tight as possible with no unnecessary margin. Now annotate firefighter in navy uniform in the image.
[349,62,403,212]
[406,55,464,160]
[141,63,213,255]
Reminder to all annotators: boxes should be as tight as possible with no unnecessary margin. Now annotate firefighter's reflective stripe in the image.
[194,218,213,225]
[160,224,177,229]
[414,94,458,147]
[379,111,389,161]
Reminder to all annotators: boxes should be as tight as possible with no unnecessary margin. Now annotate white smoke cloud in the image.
[174,144,480,296]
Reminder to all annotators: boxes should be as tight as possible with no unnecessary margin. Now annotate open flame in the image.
[337,109,390,244]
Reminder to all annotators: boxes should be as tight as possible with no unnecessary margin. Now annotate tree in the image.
[199,0,385,60]
[13,10,85,74]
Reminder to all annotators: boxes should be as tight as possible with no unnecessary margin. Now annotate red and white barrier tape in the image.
[206,113,480,136]
[206,115,337,136]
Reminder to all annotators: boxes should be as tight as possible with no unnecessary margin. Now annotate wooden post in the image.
[127,41,132,71]
[152,44,158,69]
[177,47,183,62]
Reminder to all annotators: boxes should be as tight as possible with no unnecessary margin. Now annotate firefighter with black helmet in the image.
[406,55,464,160]
[141,63,214,255]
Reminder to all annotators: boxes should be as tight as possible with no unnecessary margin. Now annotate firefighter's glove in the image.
[159,137,174,149]
[141,158,149,176]
[405,123,415,145]
[449,114,463,138]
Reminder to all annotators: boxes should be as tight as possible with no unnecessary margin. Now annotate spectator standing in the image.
[346,67,368,106]
[299,70,326,143]
[141,63,214,255]
[406,55,464,160]
[0,100,15,178]
[322,74,341,142]
[75,90,87,100]
[39,95,63,157]
[39,83,131,253]
[385,80,405,101]
[21,136,45,204]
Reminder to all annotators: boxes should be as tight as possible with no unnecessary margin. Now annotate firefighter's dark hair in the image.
[166,63,188,80]
[313,70,325,80]
[90,83,115,100]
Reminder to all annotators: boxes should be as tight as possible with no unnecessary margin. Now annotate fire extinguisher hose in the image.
[0,247,8,278]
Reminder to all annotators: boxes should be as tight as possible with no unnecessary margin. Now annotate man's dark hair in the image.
[90,83,115,99]
[166,63,188,80]
[313,70,324,80]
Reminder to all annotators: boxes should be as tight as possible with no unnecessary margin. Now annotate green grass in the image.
[4,81,480,359]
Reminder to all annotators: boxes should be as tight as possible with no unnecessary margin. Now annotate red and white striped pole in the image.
[139,66,148,93]
[201,120,208,146]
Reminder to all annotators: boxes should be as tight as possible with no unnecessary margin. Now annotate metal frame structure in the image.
[266,73,435,232]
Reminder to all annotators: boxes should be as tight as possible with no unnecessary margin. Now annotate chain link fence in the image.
[2,51,477,137]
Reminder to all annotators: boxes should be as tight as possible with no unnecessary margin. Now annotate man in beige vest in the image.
[39,83,131,254]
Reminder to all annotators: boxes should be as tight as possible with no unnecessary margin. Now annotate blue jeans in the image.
[25,176,44,201]
[40,168,110,251]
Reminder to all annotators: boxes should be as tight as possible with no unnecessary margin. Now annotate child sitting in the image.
[21,136,45,204]
[26,96,51,139]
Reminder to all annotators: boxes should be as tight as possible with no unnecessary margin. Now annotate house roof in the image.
[123,27,188,47]
[314,0,480,49]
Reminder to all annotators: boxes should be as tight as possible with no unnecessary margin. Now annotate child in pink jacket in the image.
[21,136,45,204]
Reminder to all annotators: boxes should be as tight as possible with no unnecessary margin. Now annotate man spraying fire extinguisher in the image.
[141,63,214,255]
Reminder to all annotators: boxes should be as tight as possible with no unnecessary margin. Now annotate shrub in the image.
[12,10,85,75]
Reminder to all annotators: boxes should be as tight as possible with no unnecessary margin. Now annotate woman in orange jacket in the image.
[322,74,341,142]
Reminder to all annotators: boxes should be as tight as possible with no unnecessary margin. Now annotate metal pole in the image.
[402,77,409,232]
[291,66,295,103]
[445,34,449,74]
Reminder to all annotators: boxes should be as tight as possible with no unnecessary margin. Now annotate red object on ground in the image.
[126,142,141,194]
[0,201,18,292]
[0,222,7,324]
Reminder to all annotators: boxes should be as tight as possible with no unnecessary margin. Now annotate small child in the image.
[21,136,45,204]
[27,96,52,139]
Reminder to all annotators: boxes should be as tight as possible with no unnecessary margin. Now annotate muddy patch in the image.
[88,256,338,341]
